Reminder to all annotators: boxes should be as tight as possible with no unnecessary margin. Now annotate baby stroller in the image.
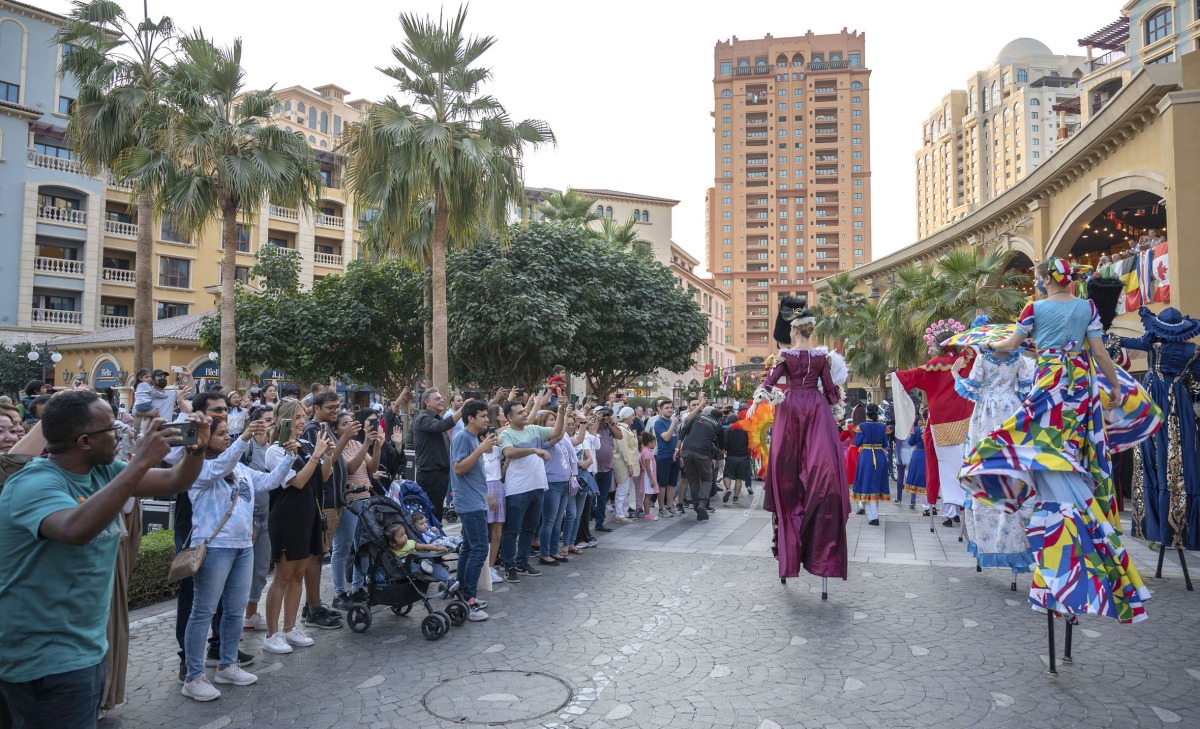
[344,496,469,640]
[387,480,462,551]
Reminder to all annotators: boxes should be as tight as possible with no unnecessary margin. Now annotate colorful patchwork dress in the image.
[960,298,1162,623]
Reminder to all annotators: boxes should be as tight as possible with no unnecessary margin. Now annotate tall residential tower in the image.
[707,31,872,364]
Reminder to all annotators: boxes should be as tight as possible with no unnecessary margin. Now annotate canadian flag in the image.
[1153,242,1171,303]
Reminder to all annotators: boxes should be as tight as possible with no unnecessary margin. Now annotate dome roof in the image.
[996,37,1055,62]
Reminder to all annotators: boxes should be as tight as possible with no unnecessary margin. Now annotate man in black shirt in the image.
[721,411,753,504]
[679,405,725,520]
[299,391,354,630]
[412,387,462,521]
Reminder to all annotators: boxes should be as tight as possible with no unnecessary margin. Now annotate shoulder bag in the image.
[167,489,238,583]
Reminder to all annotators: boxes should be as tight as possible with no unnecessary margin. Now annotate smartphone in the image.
[569,394,579,407]
[279,418,292,445]
[367,417,378,434]
[159,420,198,447]
[170,365,183,374]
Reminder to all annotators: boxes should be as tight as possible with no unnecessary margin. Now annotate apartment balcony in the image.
[314,252,343,267]
[746,171,768,179]
[748,198,769,206]
[747,158,769,167]
[814,115,838,122]
[100,315,135,329]
[749,212,769,219]
[31,308,83,326]
[315,213,344,229]
[29,151,84,175]
[808,60,850,71]
[38,206,87,226]
[745,131,769,139]
[733,65,772,77]
[106,173,134,191]
[102,267,135,285]
[34,256,84,276]
[747,116,769,125]
[814,154,839,162]
[269,204,299,221]
[104,220,138,238]
[1086,49,1128,75]
[748,295,769,303]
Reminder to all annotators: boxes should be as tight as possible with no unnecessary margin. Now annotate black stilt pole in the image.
[821,576,828,601]
[1155,539,1167,578]
[1046,613,1057,676]
[780,577,786,585]
[976,558,982,573]
[1062,621,1073,665]
[1177,548,1194,591]
[1011,574,1018,592]
[930,505,935,533]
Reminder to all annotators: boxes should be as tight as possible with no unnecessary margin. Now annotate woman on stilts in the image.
[960,258,1161,671]
[752,298,850,589]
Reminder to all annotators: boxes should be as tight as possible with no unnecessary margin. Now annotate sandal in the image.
[554,553,570,562]
[537,557,559,566]
[566,546,582,555]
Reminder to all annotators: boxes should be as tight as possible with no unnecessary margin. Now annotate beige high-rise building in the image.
[915,39,1086,239]
[707,31,872,364]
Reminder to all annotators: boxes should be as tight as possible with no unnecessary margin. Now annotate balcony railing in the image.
[104,220,138,238]
[815,126,837,135]
[808,61,850,71]
[814,115,838,121]
[1087,49,1128,74]
[102,267,135,285]
[745,131,768,138]
[31,308,83,326]
[29,151,83,175]
[106,173,134,191]
[746,171,768,178]
[733,65,772,77]
[269,205,299,221]
[34,256,84,275]
[315,213,344,228]
[747,159,769,166]
[38,206,87,226]
[100,315,134,329]
[314,252,343,267]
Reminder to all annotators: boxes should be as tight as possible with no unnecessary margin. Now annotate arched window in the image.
[285,126,292,133]
[990,81,999,108]
[284,100,292,112]
[319,140,327,147]
[596,205,604,217]
[1145,7,1172,45]
[297,102,305,113]
[754,57,767,68]
[776,54,788,67]
[1029,97,1040,105]
[721,89,732,98]
[319,111,328,134]
[811,54,823,63]
[308,135,316,143]
[642,210,649,222]
[830,53,842,61]
[850,81,862,90]
[273,102,282,114]
[308,108,317,129]
[632,208,640,220]
[1013,101,1022,114]
[605,206,613,219]
[792,52,804,67]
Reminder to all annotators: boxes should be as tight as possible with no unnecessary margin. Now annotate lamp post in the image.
[673,379,684,408]
[25,342,62,385]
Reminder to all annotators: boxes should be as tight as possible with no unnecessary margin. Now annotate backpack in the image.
[0,454,34,493]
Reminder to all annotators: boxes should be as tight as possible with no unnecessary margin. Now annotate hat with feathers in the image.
[774,296,812,345]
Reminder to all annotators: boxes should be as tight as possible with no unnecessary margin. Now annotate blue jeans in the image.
[185,546,253,679]
[174,530,219,659]
[331,505,362,595]
[457,510,488,601]
[594,470,613,528]
[0,661,106,729]
[562,476,588,549]
[501,490,544,569]
[539,481,571,558]
[249,515,271,603]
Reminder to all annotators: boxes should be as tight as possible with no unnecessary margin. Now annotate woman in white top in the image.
[181,419,296,702]
[225,391,248,438]
[483,405,508,582]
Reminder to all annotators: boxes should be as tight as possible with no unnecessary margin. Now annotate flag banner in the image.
[1153,242,1171,303]
[703,364,712,378]
[941,323,1034,352]
[1137,249,1154,303]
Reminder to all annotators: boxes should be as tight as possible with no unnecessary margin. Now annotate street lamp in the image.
[26,343,62,384]
[673,379,684,407]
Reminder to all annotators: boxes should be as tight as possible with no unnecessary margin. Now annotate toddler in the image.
[413,511,462,551]
[546,365,567,409]
[639,431,659,521]
[389,519,458,597]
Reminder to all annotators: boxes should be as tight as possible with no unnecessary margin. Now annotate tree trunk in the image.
[133,191,155,373]
[430,199,450,394]
[219,203,239,390]
[423,269,432,384]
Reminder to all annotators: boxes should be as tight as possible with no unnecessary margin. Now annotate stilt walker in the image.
[891,319,974,528]
[960,258,1162,675]
[754,298,850,596]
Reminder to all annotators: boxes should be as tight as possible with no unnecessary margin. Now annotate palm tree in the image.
[812,272,864,347]
[878,264,936,370]
[916,248,1031,326]
[597,217,651,256]
[345,5,555,394]
[151,33,321,388]
[537,188,599,224]
[57,1,176,372]
[843,300,891,391]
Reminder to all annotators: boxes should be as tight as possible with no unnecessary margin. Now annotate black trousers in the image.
[416,468,450,522]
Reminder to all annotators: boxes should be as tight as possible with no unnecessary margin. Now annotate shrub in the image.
[129,528,178,609]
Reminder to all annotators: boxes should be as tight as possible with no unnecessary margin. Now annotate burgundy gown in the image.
[762,350,850,579]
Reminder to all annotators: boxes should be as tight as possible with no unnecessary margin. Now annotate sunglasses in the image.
[78,424,122,440]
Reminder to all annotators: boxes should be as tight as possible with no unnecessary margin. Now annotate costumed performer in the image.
[850,403,892,525]
[752,297,850,581]
[903,412,928,509]
[1088,277,1135,517]
[892,319,974,526]
[960,258,1161,627]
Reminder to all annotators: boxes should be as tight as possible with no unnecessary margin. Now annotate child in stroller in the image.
[385,521,458,598]
[343,495,470,639]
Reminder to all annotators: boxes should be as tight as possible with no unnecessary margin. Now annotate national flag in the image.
[1153,242,1171,303]
[1119,256,1142,312]
[703,364,712,378]
[1137,248,1154,303]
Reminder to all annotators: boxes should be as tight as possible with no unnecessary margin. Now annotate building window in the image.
[236,224,251,253]
[0,80,19,102]
[853,151,862,158]
[334,115,342,137]
[157,302,189,320]
[854,234,863,242]
[160,216,188,244]
[723,252,731,259]
[642,210,649,222]
[849,53,861,67]
[319,111,328,133]
[1147,52,1175,64]
[852,165,862,172]
[604,206,613,219]
[850,81,863,90]
[1016,69,1028,83]
[853,221,863,228]
[722,225,731,232]
[722,279,731,287]
[267,236,289,248]
[1145,7,1172,45]
[158,257,191,288]
[852,123,861,131]
[853,206,862,214]
[57,96,75,115]
[722,130,730,138]
[723,103,731,111]
[721,89,732,98]
[720,61,732,75]
[722,184,731,191]
[851,109,861,117]
[851,96,861,104]
[724,211,732,218]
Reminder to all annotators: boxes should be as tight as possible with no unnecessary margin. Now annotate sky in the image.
[44,0,1120,267]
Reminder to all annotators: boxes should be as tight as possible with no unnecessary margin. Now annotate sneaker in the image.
[516,563,543,577]
[468,603,490,621]
[443,580,460,597]
[205,647,256,667]
[214,664,258,686]
[181,675,221,702]
[177,659,186,685]
[942,518,955,528]
[606,504,615,513]
[706,505,716,513]
[587,539,598,547]
[953,515,962,524]
[331,593,354,610]
[263,632,294,654]
[635,509,646,518]
[662,508,674,518]
[504,567,522,583]
[644,513,658,521]
[614,517,632,524]
[596,525,613,532]
[856,508,866,515]
[868,519,881,526]
[490,567,504,583]
[470,598,489,610]
[746,486,755,495]
[242,613,266,631]
[575,541,590,550]
[283,626,314,647]
[732,497,739,504]
[304,607,342,630]
[347,588,369,604]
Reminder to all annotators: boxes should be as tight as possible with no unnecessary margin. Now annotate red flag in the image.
[1153,242,1171,303]
[703,364,712,378]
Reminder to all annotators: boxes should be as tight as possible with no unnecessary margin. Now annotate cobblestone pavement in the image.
[109,487,1200,729]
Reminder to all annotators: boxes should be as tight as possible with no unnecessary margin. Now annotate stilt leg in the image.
[1176,548,1194,591]
[930,506,935,533]
[1155,540,1167,578]
[1046,613,1057,676]
[780,577,786,585]
[1061,621,1073,665]
[1011,575,1018,591]
[821,576,828,601]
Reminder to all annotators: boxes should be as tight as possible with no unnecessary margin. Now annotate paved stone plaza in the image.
[110,491,1200,729]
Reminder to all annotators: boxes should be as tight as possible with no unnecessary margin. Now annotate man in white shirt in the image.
[498,397,565,582]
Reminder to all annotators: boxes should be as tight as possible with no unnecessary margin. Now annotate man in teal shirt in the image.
[0,391,210,728]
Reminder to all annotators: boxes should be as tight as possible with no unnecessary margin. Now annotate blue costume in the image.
[903,427,926,507]
[851,421,891,522]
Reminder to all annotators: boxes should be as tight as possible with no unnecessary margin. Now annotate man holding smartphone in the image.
[413,388,463,522]
[300,391,353,630]
[653,401,683,517]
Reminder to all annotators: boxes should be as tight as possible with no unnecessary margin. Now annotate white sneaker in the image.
[574,542,590,550]
[214,664,258,686]
[181,675,221,702]
[242,613,266,631]
[262,632,293,654]
[283,626,314,647]
[489,567,503,583]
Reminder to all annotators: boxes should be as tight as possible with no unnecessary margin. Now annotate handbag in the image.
[167,489,238,583]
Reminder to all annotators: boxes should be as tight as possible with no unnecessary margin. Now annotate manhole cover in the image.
[422,670,574,724]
